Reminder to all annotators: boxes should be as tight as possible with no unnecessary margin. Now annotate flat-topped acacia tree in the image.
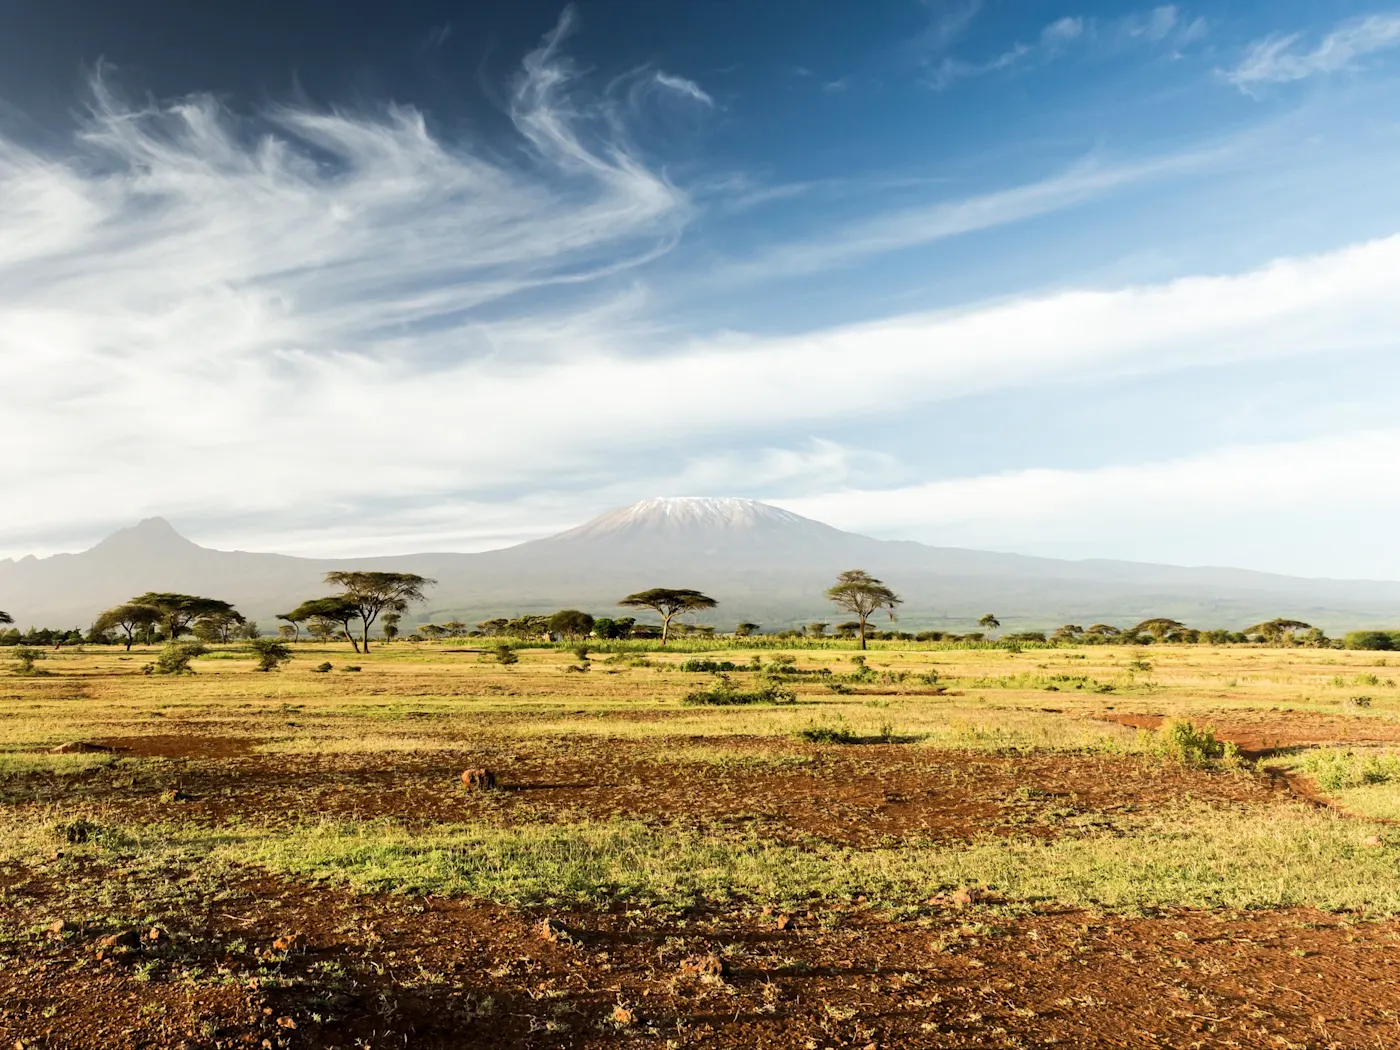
[282,596,364,651]
[825,570,902,651]
[618,588,717,645]
[323,571,435,653]
[93,602,161,651]
[131,593,238,644]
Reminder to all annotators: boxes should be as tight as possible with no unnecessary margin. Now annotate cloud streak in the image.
[2,10,1399,563]
[1229,12,1400,90]
[775,428,1400,579]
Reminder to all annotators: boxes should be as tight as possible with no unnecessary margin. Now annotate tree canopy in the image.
[282,596,364,651]
[131,593,238,643]
[1245,618,1313,642]
[1131,618,1188,641]
[94,602,162,651]
[825,570,902,650]
[618,588,717,645]
[323,571,435,652]
[548,609,595,640]
[0,611,11,626]
[978,613,1000,634]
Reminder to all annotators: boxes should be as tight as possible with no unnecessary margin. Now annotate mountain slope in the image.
[2,499,1399,632]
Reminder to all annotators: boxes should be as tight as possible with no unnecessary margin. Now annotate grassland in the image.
[3,641,1400,1048]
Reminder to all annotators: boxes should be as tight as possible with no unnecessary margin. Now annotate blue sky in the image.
[2,1,1400,576]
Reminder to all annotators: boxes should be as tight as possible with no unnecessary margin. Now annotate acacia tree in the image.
[825,570,901,651]
[0,611,11,627]
[193,609,247,644]
[806,623,829,637]
[978,613,1000,637]
[284,596,364,651]
[734,622,761,637]
[93,603,162,651]
[618,588,717,645]
[323,572,435,653]
[132,593,238,644]
[1132,618,1189,643]
[382,613,402,643]
[275,611,302,642]
[1244,618,1313,645]
[548,609,595,640]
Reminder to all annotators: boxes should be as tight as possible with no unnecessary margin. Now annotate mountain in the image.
[3,498,1400,633]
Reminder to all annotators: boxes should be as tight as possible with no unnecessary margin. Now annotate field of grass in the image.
[3,640,1400,1048]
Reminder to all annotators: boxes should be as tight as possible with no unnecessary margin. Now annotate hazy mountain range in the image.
[2,496,1399,633]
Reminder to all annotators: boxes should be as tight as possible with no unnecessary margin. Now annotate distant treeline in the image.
[7,571,1400,652]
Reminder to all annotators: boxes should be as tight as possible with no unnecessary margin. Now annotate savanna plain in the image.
[4,641,1400,1050]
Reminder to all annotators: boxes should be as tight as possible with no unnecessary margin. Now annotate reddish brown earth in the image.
[2,725,1397,1048]
[5,737,1281,846]
[1098,710,1400,757]
[2,873,1398,1050]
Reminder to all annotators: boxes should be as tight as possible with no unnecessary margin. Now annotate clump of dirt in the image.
[461,767,497,790]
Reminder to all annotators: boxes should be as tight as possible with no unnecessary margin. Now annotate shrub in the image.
[248,637,293,672]
[1345,631,1400,651]
[342,665,361,673]
[1147,718,1237,767]
[153,642,208,675]
[10,647,46,675]
[682,674,796,706]
[796,722,859,744]
[1301,748,1400,791]
[679,658,744,673]
[313,662,333,673]
[490,643,518,667]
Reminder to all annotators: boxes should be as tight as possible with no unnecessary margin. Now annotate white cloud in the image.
[930,6,1197,90]
[774,429,1400,578]
[1229,12,1400,90]
[652,71,714,106]
[711,145,1222,282]
[3,12,1400,562]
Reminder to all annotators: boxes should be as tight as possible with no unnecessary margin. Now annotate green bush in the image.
[313,662,333,673]
[1147,718,1239,768]
[247,637,293,672]
[1301,748,1400,791]
[795,721,859,744]
[1345,631,1400,651]
[682,674,796,706]
[679,658,745,673]
[10,646,46,675]
[153,642,208,675]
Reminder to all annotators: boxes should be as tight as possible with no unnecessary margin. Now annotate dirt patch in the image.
[2,736,1282,846]
[95,735,262,760]
[1,868,1397,1049]
[1099,710,1400,758]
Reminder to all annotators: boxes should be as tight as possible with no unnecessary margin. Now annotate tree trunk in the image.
[660,613,670,645]
[859,616,868,650]
[343,627,361,653]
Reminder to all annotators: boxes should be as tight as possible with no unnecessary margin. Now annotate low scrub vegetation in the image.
[682,674,797,706]
[1301,748,1400,790]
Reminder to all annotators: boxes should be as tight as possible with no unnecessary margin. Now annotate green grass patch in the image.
[10,800,1400,915]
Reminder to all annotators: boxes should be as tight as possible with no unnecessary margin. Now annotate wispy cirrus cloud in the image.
[652,71,714,106]
[930,16,1082,89]
[929,5,1201,90]
[708,144,1223,283]
[1228,11,1400,91]
[2,6,1399,562]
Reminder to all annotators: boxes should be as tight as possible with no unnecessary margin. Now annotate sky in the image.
[2,0,1400,576]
